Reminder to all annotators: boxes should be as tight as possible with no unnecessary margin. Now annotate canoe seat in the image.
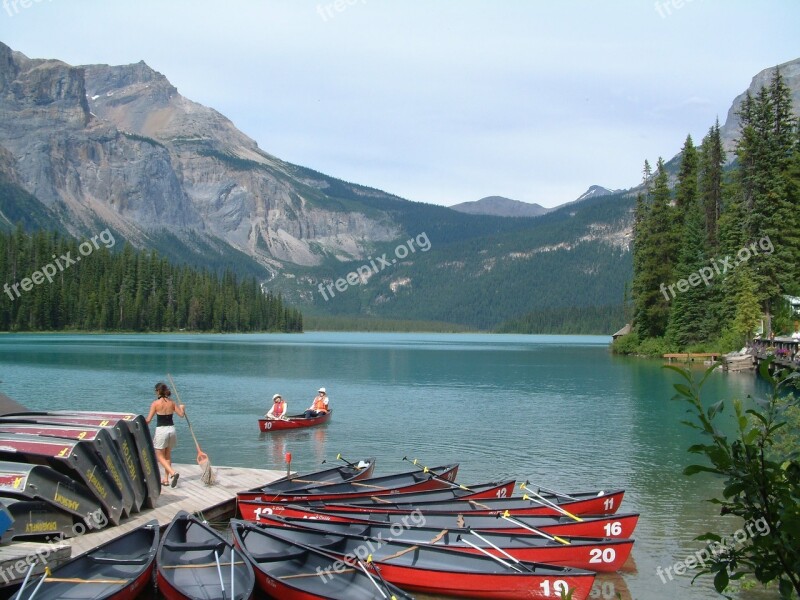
[248,548,306,563]
[89,555,151,565]
[162,541,226,552]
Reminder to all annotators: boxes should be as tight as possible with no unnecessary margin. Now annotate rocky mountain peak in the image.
[719,57,800,154]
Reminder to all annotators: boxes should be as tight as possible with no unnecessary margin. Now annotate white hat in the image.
[318,387,326,393]
[272,394,282,401]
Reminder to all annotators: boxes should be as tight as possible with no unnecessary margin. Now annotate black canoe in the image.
[11,519,159,600]
[251,457,376,494]
[157,511,255,600]
[0,423,140,515]
[0,495,74,542]
[0,461,106,527]
[231,519,415,600]
[0,414,157,509]
[0,433,125,525]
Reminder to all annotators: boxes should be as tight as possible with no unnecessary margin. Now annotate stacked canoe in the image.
[0,411,160,543]
[232,457,639,600]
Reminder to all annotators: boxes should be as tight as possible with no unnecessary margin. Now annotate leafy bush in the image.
[667,361,800,598]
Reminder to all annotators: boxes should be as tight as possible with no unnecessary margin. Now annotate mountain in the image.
[573,185,620,203]
[0,41,636,331]
[449,196,550,217]
[718,57,800,154]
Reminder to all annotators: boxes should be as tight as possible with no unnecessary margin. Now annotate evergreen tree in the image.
[632,158,679,339]
[698,120,726,250]
[667,138,709,346]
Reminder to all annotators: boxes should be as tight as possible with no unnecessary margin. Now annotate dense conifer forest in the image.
[618,70,800,354]
[0,227,303,333]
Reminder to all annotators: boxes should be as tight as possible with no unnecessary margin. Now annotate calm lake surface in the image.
[0,332,777,599]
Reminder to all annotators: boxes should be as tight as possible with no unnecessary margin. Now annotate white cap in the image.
[272,394,282,401]
[318,387,326,393]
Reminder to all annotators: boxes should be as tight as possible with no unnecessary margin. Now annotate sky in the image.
[1,1,799,208]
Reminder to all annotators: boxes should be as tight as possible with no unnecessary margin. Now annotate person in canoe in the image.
[303,387,329,419]
[145,382,185,488]
[265,393,288,420]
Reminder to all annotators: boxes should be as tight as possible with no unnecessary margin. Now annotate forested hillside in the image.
[0,227,303,332]
[618,70,800,354]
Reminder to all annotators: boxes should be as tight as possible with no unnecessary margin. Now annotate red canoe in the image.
[237,463,459,505]
[322,488,626,517]
[231,520,414,600]
[243,503,640,539]
[245,458,376,494]
[260,514,635,572]
[236,520,596,600]
[258,410,331,432]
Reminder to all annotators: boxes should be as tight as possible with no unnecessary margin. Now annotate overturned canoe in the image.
[0,434,124,525]
[0,423,140,515]
[0,413,158,509]
[0,461,107,528]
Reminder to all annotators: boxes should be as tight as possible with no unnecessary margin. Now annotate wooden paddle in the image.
[402,457,473,491]
[520,481,583,521]
[167,374,214,485]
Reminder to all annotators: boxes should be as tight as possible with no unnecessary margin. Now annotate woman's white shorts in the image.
[153,426,177,450]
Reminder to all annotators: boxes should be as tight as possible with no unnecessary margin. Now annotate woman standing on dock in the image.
[146,382,185,488]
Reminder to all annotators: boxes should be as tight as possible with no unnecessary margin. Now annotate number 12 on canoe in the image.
[540,579,570,596]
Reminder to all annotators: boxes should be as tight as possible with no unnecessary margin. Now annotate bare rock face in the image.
[719,57,800,154]
[0,42,399,268]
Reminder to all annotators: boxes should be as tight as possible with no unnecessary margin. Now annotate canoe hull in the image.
[243,504,640,539]
[10,519,158,600]
[157,511,255,600]
[258,410,331,432]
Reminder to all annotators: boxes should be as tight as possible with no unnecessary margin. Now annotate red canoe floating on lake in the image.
[258,410,332,432]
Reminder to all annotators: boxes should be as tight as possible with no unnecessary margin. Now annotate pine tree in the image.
[698,120,726,250]
[632,158,679,339]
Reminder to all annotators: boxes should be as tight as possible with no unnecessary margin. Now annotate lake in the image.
[0,332,776,599]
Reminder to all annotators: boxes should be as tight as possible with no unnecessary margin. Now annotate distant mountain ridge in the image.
[449,186,620,218]
[450,196,549,217]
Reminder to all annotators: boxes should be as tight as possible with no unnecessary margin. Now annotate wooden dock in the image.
[0,462,285,587]
[663,352,720,363]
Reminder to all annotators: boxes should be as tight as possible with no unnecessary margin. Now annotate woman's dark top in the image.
[156,413,174,427]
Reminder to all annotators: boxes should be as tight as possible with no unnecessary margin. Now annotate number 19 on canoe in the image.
[540,579,570,596]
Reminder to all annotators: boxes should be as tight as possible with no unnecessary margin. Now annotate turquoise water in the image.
[0,333,776,599]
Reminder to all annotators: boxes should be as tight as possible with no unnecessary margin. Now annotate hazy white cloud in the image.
[1,0,798,207]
